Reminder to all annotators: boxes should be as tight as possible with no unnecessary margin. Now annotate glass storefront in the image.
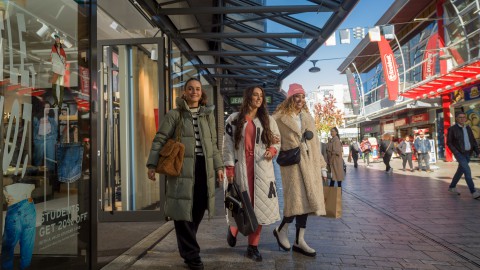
[0,1,91,269]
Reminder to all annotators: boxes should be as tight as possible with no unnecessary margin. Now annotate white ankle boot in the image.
[273,223,291,251]
[292,228,316,257]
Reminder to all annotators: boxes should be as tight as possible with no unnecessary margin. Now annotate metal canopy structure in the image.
[131,0,359,91]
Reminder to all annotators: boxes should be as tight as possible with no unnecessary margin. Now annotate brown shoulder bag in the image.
[155,111,185,176]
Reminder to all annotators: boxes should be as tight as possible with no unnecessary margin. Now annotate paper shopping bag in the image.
[323,186,342,218]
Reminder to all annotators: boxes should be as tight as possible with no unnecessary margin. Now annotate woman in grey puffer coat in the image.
[146,78,224,270]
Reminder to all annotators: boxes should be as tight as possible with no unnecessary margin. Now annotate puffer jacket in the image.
[146,97,223,222]
[223,113,281,225]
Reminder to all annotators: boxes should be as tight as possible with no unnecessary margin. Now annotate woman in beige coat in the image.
[272,83,327,257]
[326,127,345,187]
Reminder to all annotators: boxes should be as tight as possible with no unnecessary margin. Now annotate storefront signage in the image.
[79,66,90,95]
[229,96,271,104]
[377,36,399,101]
[463,85,480,100]
[422,32,438,80]
[411,113,429,123]
[394,117,408,127]
[364,126,374,132]
[345,68,361,115]
[451,84,480,104]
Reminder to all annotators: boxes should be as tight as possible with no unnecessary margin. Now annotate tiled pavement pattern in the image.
[108,158,480,269]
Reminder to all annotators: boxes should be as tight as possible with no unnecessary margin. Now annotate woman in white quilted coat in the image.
[272,83,328,257]
[223,86,281,262]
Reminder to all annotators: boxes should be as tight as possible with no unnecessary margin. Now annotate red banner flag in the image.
[422,32,438,80]
[378,36,399,101]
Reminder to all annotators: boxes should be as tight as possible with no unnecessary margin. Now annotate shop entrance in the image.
[97,38,166,222]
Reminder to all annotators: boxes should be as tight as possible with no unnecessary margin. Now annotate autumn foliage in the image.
[313,94,344,137]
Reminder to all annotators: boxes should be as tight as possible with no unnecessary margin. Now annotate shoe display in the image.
[226,226,236,247]
[448,187,460,195]
[472,190,480,199]
[185,257,204,270]
[245,245,262,262]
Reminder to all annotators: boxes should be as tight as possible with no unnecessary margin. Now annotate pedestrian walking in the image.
[348,138,361,168]
[360,137,372,166]
[272,83,327,257]
[447,112,480,199]
[379,133,395,173]
[326,127,345,187]
[223,86,281,262]
[413,131,432,172]
[397,135,414,171]
[146,78,224,270]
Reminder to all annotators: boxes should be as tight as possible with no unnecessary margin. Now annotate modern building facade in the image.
[0,0,359,269]
[338,0,480,162]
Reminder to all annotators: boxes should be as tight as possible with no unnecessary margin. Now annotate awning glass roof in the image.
[133,0,359,90]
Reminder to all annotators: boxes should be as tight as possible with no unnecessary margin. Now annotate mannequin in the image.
[51,34,67,108]
[2,177,36,270]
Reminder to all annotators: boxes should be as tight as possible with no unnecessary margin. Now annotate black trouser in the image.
[383,153,392,171]
[279,214,308,229]
[352,152,359,167]
[174,155,208,261]
[402,153,413,169]
[329,180,342,187]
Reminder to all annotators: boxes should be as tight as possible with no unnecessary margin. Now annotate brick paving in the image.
[106,158,480,269]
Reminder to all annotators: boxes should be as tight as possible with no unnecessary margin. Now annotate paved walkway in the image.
[104,158,480,270]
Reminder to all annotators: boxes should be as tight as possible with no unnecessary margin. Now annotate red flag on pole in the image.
[378,36,399,101]
[422,32,438,80]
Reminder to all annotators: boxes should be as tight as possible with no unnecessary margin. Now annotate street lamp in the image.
[309,60,321,73]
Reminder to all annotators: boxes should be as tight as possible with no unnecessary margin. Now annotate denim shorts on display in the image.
[56,142,84,183]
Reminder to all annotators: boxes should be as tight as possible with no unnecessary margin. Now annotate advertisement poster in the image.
[429,139,437,164]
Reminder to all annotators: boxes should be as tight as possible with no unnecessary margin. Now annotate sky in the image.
[275,0,395,93]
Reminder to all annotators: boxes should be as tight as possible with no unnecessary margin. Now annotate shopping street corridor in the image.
[103,158,480,270]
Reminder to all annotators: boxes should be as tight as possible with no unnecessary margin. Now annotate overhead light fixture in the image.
[36,23,49,38]
[308,60,321,73]
[150,44,158,60]
[150,49,157,60]
[110,21,121,32]
[63,38,73,48]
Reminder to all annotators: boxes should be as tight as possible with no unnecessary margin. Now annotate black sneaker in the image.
[185,257,204,270]
[246,245,262,262]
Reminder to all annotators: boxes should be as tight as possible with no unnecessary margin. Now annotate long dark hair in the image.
[234,86,273,149]
[331,127,340,139]
[182,78,207,106]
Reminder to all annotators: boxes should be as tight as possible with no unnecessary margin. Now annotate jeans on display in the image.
[33,138,56,172]
[1,199,36,270]
[449,152,476,193]
[417,153,430,170]
[56,142,84,183]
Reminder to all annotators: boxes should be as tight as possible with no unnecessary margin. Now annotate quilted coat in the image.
[146,97,223,222]
[273,111,327,217]
[223,112,281,225]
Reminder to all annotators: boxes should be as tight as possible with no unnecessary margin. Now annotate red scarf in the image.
[51,44,66,59]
